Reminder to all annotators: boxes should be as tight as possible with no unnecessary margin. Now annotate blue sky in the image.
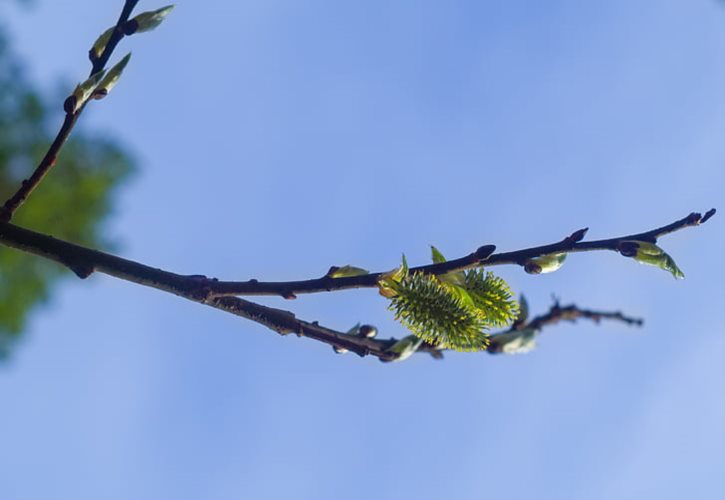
[1,1,724,499]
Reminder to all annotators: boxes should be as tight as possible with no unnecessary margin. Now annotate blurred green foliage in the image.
[0,29,134,358]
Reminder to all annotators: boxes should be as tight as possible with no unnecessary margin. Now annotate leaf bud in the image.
[524,253,567,275]
[122,5,175,35]
[93,53,131,99]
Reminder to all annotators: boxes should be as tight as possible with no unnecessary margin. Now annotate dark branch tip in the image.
[569,227,589,243]
[70,265,95,279]
[688,212,702,224]
[701,208,716,224]
[474,244,496,261]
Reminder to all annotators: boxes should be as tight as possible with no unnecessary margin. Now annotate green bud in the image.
[490,328,537,354]
[524,253,567,274]
[124,5,175,35]
[327,265,369,278]
[65,70,106,113]
[385,335,424,362]
[94,53,131,99]
[358,325,378,338]
[619,240,684,279]
[89,26,114,61]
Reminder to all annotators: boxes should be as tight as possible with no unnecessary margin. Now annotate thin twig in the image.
[0,210,715,303]
[204,209,716,297]
[487,302,643,354]
[0,0,138,223]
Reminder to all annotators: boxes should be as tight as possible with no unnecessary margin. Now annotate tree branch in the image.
[204,209,716,297]
[0,210,714,306]
[0,0,138,223]
[487,302,643,354]
[0,212,693,362]
[0,220,405,361]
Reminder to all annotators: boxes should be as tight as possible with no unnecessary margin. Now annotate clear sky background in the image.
[1,1,724,499]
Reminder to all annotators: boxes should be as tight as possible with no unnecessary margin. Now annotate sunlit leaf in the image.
[430,245,446,264]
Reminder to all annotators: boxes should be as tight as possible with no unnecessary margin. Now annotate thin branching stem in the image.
[0,0,138,222]
[0,210,709,361]
[205,209,716,298]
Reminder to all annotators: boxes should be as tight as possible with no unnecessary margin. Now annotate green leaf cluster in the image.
[380,247,519,352]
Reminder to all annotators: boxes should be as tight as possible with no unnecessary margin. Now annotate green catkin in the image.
[388,272,490,351]
[463,270,520,328]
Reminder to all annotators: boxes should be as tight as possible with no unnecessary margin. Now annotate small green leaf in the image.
[94,53,131,98]
[89,26,114,61]
[126,5,175,34]
[385,335,424,362]
[524,253,567,275]
[328,265,369,278]
[431,245,446,264]
[431,245,467,286]
[620,240,685,279]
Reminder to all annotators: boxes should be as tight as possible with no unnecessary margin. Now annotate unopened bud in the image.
[123,5,175,35]
[65,70,106,113]
[94,53,131,99]
[524,253,566,275]
[89,26,114,61]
